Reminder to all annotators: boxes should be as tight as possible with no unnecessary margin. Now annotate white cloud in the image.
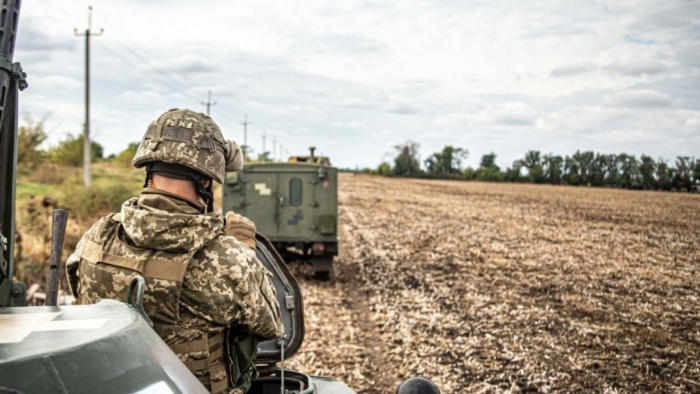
[387,101,420,115]
[17,18,75,52]
[550,63,595,77]
[587,129,664,143]
[12,0,700,169]
[535,106,633,132]
[441,102,538,127]
[606,89,672,108]
[603,60,665,76]
[29,75,81,90]
[674,110,700,129]
[142,56,216,74]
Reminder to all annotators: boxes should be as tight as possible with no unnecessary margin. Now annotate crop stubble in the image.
[288,174,700,394]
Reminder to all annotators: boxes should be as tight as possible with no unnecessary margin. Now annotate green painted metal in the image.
[223,162,339,245]
[0,300,209,394]
[0,0,24,308]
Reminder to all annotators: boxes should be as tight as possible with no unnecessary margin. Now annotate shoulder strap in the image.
[81,238,190,282]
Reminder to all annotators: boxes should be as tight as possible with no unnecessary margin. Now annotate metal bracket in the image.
[11,62,27,91]
[285,293,294,310]
[0,60,28,90]
[127,276,152,327]
[11,281,26,306]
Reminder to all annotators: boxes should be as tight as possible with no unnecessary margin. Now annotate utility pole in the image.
[273,138,277,162]
[262,130,267,161]
[201,90,216,116]
[74,6,103,188]
[240,115,251,158]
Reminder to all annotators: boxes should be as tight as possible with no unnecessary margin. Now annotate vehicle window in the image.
[290,178,303,206]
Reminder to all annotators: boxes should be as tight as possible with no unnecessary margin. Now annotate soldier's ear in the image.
[201,179,211,188]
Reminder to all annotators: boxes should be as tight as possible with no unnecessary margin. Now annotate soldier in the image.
[65,109,284,394]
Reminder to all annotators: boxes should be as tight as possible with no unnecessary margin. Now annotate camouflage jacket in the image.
[66,188,284,393]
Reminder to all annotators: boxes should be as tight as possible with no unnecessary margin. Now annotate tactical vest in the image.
[77,214,233,393]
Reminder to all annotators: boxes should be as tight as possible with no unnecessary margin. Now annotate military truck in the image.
[223,147,338,280]
[0,4,441,393]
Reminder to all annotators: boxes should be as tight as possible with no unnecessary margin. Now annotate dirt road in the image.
[288,174,700,393]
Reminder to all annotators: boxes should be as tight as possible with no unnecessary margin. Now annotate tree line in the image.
[366,142,700,192]
[18,118,700,192]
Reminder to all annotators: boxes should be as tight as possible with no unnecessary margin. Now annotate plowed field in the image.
[288,174,700,394]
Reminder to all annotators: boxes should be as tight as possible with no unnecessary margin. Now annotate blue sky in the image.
[16,0,700,169]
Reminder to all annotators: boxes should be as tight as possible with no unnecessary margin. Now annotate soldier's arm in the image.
[182,237,284,339]
[65,220,102,298]
[234,249,285,340]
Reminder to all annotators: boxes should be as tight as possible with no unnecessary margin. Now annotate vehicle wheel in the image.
[312,258,333,281]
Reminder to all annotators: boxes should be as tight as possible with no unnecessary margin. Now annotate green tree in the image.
[475,152,502,181]
[377,162,392,176]
[425,145,468,175]
[49,134,104,167]
[112,142,140,168]
[618,154,641,188]
[519,150,545,183]
[639,155,656,189]
[18,116,48,169]
[572,151,595,185]
[504,160,523,182]
[672,156,693,190]
[480,153,498,169]
[600,154,620,187]
[655,158,670,190]
[589,154,607,187]
[564,155,580,185]
[542,154,563,184]
[392,141,422,176]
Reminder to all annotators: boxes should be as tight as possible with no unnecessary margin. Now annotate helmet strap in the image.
[195,176,215,213]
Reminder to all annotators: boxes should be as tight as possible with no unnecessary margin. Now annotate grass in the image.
[16,181,51,201]
[14,161,146,293]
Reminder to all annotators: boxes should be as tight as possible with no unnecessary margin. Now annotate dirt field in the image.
[287,174,700,394]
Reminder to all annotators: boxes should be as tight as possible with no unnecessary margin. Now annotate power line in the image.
[93,41,183,95]
[39,0,249,136]
[111,40,197,91]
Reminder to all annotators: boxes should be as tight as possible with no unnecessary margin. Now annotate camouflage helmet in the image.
[132,108,243,183]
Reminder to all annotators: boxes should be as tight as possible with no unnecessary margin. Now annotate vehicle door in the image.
[276,171,315,241]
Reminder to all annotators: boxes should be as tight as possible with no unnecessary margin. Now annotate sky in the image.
[15,0,700,170]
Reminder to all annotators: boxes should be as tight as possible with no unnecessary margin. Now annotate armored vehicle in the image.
[223,147,338,280]
[0,4,440,393]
